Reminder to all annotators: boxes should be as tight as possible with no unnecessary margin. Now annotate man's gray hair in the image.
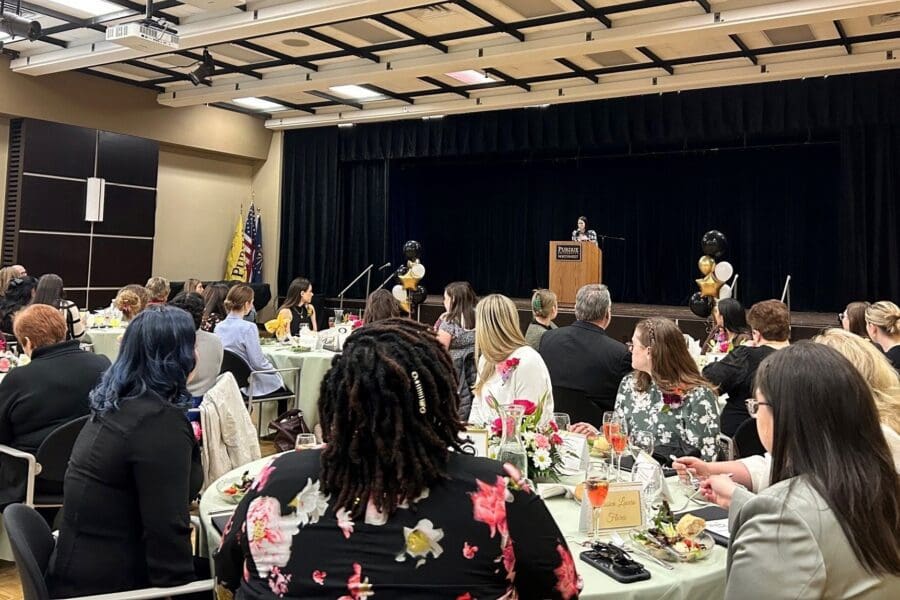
[574,284,611,322]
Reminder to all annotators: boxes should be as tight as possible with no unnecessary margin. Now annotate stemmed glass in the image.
[629,430,655,461]
[609,423,628,480]
[584,461,611,544]
[601,412,618,472]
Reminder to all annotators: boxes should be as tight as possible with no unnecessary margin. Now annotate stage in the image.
[328,296,836,342]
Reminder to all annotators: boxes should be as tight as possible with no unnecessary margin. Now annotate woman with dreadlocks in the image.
[215,318,580,599]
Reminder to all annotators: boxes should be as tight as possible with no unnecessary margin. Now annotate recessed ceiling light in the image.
[282,37,310,48]
[45,0,122,18]
[233,97,287,112]
[445,70,498,85]
[329,84,384,100]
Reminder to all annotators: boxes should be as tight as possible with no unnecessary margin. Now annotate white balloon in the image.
[392,285,406,302]
[719,284,733,299]
[714,261,734,282]
[410,263,426,278]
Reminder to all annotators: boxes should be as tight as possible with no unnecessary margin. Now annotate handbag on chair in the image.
[268,409,311,453]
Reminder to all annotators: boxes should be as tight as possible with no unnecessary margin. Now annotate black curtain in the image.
[279,71,900,311]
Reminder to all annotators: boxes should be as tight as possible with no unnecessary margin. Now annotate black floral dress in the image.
[215,449,581,599]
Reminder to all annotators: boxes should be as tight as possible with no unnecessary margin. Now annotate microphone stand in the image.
[780,275,791,312]
[596,233,625,251]
[377,271,395,290]
[338,264,374,313]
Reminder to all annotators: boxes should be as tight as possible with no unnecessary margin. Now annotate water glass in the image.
[553,412,571,431]
[630,430,655,460]
[295,433,317,450]
[333,309,344,324]
[327,316,336,328]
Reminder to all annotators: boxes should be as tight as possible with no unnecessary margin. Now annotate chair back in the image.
[734,418,766,458]
[552,386,607,427]
[220,350,251,389]
[3,503,53,600]
[34,416,90,485]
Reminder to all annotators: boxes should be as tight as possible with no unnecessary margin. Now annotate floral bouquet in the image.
[488,393,567,482]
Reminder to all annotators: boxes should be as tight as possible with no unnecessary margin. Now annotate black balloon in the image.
[701,230,727,258]
[403,240,422,260]
[396,265,409,276]
[689,292,714,318]
[409,285,427,305]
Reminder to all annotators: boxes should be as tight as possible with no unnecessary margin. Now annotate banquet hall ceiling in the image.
[2,0,899,128]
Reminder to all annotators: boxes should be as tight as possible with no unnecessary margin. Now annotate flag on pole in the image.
[240,204,257,283]
[224,212,245,281]
[251,209,264,283]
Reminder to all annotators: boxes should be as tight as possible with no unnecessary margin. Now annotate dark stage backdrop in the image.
[280,71,900,312]
[389,144,840,309]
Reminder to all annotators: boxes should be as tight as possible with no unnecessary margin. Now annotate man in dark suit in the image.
[539,284,632,416]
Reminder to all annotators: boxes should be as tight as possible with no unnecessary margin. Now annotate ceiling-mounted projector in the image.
[106,20,179,52]
[1,10,41,41]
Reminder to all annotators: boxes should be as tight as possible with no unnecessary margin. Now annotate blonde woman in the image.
[524,289,557,350]
[114,285,150,323]
[468,294,554,426]
[866,301,900,368]
[675,327,900,491]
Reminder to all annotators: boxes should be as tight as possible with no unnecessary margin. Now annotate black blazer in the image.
[0,340,110,507]
[538,321,632,412]
[48,392,202,598]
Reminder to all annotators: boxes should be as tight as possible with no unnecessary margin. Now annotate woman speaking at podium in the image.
[571,215,598,244]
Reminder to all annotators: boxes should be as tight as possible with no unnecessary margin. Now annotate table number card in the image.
[580,482,644,533]
[459,427,490,457]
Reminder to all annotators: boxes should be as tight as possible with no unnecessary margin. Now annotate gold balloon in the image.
[696,274,723,298]
[698,255,716,276]
[399,271,421,291]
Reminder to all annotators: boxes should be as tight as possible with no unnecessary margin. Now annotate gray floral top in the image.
[614,373,720,461]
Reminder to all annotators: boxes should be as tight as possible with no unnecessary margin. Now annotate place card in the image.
[579,482,644,533]
[459,427,490,457]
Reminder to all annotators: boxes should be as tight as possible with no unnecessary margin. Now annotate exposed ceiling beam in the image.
[729,33,758,65]
[306,89,363,109]
[9,0,430,75]
[301,27,381,62]
[267,47,900,129]
[232,39,319,71]
[555,57,599,83]
[419,75,470,98]
[834,19,852,54]
[571,0,611,28]
[454,0,524,42]
[103,0,182,25]
[157,0,900,107]
[371,13,447,53]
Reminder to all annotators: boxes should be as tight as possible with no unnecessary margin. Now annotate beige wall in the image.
[0,117,7,227]
[250,132,283,319]
[0,56,270,160]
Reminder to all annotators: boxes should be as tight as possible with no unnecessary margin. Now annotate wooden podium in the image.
[549,241,602,305]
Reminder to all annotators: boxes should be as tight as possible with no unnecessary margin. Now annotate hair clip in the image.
[532,292,543,313]
[646,319,657,346]
[411,370,427,414]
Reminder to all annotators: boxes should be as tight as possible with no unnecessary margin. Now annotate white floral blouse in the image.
[468,345,554,428]
[614,373,719,461]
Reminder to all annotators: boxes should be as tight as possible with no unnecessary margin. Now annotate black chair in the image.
[552,386,608,427]
[3,503,214,600]
[219,350,299,434]
[0,416,89,507]
[733,418,766,458]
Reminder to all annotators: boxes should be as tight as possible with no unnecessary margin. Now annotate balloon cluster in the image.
[392,240,427,314]
[689,230,736,318]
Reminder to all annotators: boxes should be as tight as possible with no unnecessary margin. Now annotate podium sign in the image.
[555,244,582,261]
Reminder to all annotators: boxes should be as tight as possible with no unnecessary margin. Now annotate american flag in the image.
[240,204,257,283]
[251,209,264,283]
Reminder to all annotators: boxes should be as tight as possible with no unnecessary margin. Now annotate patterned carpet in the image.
[0,440,279,599]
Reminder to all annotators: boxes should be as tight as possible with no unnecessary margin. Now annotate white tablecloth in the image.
[200,456,726,599]
[84,327,126,362]
[255,347,335,430]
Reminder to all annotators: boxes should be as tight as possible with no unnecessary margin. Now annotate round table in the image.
[84,327,126,362]
[200,456,727,599]
[257,346,335,430]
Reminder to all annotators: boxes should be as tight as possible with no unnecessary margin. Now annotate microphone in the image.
[377,262,392,271]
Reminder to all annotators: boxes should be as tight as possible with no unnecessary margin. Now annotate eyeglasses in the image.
[838,312,847,321]
[626,342,633,352]
[745,398,770,417]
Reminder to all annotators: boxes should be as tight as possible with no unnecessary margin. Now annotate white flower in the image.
[522,431,536,444]
[336,507,354,539]
[395,519,444,568]
[289,478,329,526]
[246,496,300,577]
[533,448,553,470]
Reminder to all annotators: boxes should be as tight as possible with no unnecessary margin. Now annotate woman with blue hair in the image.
[48,305,204,598]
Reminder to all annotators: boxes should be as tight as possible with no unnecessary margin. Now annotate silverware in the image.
[610,531,674,571]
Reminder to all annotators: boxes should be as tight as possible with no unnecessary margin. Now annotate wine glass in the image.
[610,426,628,479]
[630,430,655,461]
[584,461,610,544]
[295,433,317,450]
[631,462,663,523]
[601,412,618,471]
[553,412,571,432]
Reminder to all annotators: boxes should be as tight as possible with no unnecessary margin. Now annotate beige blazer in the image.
[726,477,900,599]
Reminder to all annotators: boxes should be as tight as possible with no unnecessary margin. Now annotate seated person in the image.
[524,288,558,351]
[434,281,477,421]
[703,300,790,437]
[215,319,580,599]
[114,284,150,323]
[539,284,631,413]
[215,284,286,408]
[145,276,171,305]
[277,277,318,335]
[48,306,203,597]
[0,276,37,335]
[866,301,900,368]
[0,305,110,508]
[700,298,750,355]
[700,344,900,597]
[364,288,405,324]
[32,273,85,340]
[201,283,229,332]
[169,292,223,399]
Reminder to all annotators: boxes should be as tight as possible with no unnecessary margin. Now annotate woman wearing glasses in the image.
[701,343,900,598]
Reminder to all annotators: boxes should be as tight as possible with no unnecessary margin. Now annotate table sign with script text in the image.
[580,481,644,533]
